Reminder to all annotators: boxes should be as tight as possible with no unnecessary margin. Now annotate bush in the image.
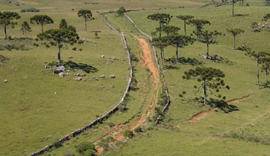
[63,151,73,156]
[76,142,95,154]
[116,6,126,15]
[21,8,39,12]
[134,126,143,133]
[98,136,115,151]
[124,130,134,138]
[130,53,138,62]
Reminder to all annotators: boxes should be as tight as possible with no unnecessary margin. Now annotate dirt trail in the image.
[96,37,161,154]
[189,95,252,122]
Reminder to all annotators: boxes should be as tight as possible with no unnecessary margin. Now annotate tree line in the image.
[0,9,95,65]
[147,11,270,107]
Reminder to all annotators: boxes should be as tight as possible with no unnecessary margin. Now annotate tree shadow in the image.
[220,104,239,113]
[235,14,249,17]
[208,98,239,113]
[0,55,9,62]
[64,61,98,73]
[164,65,179,70]
[166,57,203,66]
[214,55,235,65]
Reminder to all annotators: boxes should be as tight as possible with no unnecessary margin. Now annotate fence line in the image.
[124,13,170,125]
[29,13,133,156]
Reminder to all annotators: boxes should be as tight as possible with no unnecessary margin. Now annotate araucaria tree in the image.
[165,35,195,63]
[226,28,244,49]
[187,19,211,41]
[246,51,270,89]
[37,29,80,65]
[152,37,169,69]
[20,21,31,36]
[147,13,172,37]
[77,9,94,32]
[30,15,54,33]
[0,11,21,40]
[196,30,222,58]
[183,67,229,106]
[176,15,194,36]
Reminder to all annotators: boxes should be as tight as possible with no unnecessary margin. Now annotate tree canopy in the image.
[147,13,173,37]
[30,15,54,33]
[183,67,229,106]
[156,25,180,36]
[0,11,21,40]
[77,9,94,32]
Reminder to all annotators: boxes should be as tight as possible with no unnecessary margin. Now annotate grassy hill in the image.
[1,0,270,156]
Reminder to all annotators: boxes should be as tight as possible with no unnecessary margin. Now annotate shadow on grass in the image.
[214,56,235,65]
[0,55,9,62]
[235,14,249,17]
[209,98,239,113]
[65,61,98,73]
[166,57,203,66]
[164,65,179,70]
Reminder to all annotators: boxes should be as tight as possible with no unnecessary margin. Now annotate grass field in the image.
[1,0,270,156]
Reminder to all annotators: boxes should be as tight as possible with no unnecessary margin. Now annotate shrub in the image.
[63,151,73,156]
[76,141,95,154]
[106,122,115,127]
[21,8,39,12]
[98,136,115,151]
[116,6,126,15]
[134,126,143,133]
[124,130,134,138]
[130,53,138,62]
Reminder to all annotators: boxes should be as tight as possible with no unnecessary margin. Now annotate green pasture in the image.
[0,2,132,156]
[101,2,270,156]
[1,0,270,156]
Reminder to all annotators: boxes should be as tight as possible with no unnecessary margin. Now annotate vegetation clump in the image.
[20,8,39,13]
